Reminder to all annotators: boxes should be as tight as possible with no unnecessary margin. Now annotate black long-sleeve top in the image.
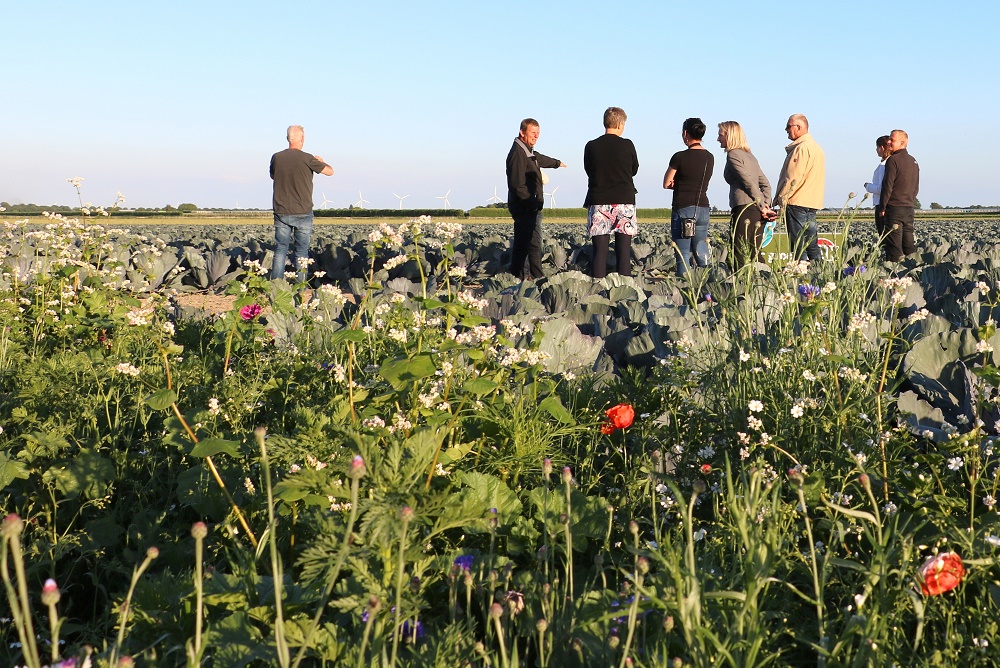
[582,133,639,207]
[880,148,919,209]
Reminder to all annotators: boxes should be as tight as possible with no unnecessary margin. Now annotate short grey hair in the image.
[287,125,305,141]
[603,107,627,129]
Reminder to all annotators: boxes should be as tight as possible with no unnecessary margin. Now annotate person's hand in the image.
[559,162,567,168]
[314,155,324,162]
[664,178,675,189]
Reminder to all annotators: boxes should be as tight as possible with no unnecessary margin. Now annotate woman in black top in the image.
[663,118,714,276]
[583,107,639,278]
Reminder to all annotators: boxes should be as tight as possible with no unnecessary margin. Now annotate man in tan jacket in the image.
[773,114,825,261]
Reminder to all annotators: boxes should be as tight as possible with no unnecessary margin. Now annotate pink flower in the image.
[240,303,262,320]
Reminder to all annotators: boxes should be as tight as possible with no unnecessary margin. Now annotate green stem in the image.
[259,430,290,668]
[291,476,362,668]
[390,518,410,668]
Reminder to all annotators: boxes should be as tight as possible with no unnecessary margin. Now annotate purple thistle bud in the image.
[347,455,366,480]
[1,513,23,538]
[41,578,60,606]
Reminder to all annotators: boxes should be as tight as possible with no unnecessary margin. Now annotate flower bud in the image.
[636,556,650,575]
[489,602,504,620]
[692,479,707,494]
[542,458,553,478]
[562,467,573,484]
[146,546,160,560]
[858,474,871,492]
[1,513,24,538]
[594,553,605,568]
[849,192,857,199]
[536,618,548,633]
[399,506,414,523]
[572,637,583,651]
[608,634,621,649]
[41,578,60,606]
[663,614,675,633]
[347,455,367,480]
[629,520,639,535]
[118,658,135,668]
[191,521,208,540]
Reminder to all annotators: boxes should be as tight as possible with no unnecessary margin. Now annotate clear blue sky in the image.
[3,0,997,211]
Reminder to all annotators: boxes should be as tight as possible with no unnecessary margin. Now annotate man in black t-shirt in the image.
[269,125,334,281]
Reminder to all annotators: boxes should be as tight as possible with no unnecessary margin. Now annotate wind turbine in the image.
[436,189,452,209]
[547,186,559,208]
[393,193,411,210]
[319,193,333,208]
[354,192,370,208]
[487,186,502,205]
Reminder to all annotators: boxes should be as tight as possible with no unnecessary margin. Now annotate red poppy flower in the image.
[918,552,965,596]
[700,464,712,474]
[603,404,635,434]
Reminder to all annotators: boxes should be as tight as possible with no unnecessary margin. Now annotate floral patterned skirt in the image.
[587,204,637,237]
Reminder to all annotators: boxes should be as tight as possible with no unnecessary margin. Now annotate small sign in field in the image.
[760,230,846,264]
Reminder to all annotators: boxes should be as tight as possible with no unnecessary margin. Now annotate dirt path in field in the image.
[173,293,237,315]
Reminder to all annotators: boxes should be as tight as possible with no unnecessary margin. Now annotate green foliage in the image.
[5,204,1000,667]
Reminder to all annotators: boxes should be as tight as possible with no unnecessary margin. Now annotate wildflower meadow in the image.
[2,195,1000,667]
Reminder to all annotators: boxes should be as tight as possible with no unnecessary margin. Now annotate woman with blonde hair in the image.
[717,121,773,269]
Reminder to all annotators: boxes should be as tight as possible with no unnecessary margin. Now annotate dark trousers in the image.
[510,209,543,279]
[874,206,888,257]
[883,205,915,261]
[730,204,763,269]
[591,233,633,278]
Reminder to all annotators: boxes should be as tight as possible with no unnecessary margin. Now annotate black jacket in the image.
[506,139,561,214]
[880,148,919,210]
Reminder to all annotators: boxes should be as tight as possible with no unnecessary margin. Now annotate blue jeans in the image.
[784,205,821,261]
[271,213,314,281]
[671,206,710,276]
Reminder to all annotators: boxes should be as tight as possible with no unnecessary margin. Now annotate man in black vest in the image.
[878,129,919,262]
[505,118,566,280]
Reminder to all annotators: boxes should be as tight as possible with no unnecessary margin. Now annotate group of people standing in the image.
[505,112,919,279]
[262,118,918,283]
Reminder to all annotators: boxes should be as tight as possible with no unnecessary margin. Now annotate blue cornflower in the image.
[453,554,475,572]
[401,619,425,641]
[798,283,821,300]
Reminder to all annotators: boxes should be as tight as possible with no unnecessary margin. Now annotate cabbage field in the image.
[3,207,1000,667]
